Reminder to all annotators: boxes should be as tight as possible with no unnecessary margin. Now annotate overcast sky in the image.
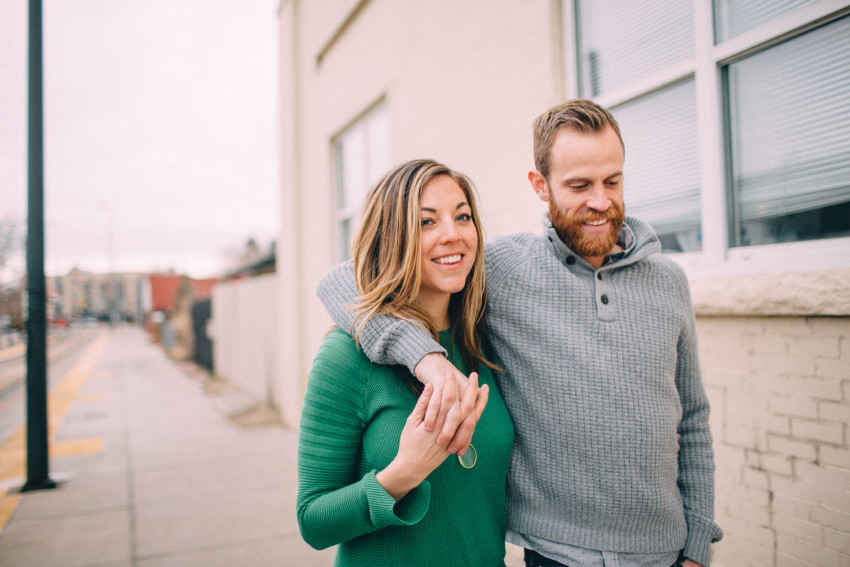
[0,0,280,280]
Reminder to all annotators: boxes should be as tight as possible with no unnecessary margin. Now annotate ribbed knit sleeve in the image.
[316,261,446,373]
[667,263,724,566]
[296,331,430,550]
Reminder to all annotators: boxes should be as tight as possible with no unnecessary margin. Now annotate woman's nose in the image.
[439,221,461,242]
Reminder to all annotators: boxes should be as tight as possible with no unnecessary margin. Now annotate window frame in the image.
[562,0,850,277]
[330,100,391,262]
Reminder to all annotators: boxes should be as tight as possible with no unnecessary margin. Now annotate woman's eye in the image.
[457,213,472,222]
[421,218,435,226]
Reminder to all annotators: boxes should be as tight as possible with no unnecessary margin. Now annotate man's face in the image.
[529,125,625,261]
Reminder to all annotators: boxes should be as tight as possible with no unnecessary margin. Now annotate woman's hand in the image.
[414,353,489,455]
[376,383,453,501]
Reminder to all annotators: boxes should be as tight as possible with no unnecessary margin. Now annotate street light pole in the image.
[23,0,55,492]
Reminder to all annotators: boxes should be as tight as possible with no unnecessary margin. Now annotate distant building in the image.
[47,268,147,323]
[144,273,219,360]
[146,273,218,315]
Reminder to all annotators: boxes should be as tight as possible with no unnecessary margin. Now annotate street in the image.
[0,326,104,453]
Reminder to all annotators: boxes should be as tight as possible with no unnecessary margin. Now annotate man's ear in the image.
[528,170,549,203]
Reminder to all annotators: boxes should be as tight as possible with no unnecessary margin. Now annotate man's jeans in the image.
[523,549,684,567]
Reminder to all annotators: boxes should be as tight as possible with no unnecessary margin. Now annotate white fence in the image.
[210,274,279,409]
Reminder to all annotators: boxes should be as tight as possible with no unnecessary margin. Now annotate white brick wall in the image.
[698,316,850,567]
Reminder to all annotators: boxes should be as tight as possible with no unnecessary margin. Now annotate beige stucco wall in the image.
[278,0,564,425]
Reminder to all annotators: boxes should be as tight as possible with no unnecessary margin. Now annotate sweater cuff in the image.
[364,471,430,529]
[382,321,447,375]
[683,515,723,567]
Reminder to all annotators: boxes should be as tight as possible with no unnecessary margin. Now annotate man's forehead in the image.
[549,132,624,168]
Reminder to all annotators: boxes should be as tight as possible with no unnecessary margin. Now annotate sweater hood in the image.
[541,213,661,270]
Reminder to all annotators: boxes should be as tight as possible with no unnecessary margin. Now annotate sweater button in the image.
[566,256,576,265]
[597,273,602,280]
[601,294,609,305]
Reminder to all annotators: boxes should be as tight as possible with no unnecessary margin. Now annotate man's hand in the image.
[376,383,452,501]
[414,353,488,455]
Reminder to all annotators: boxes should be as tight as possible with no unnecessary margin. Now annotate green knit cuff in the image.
[364,471,430,529]
[684,515,723,567]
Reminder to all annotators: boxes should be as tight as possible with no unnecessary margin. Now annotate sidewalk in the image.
[0,326,335,566]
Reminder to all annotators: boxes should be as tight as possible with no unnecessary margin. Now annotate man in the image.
[318,99,722,567]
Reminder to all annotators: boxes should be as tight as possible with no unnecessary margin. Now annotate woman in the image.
[297,159,514,566]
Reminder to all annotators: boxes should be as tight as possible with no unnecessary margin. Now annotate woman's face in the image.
[416,175,478,324]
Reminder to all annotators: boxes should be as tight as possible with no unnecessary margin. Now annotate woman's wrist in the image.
[375,460,423,502]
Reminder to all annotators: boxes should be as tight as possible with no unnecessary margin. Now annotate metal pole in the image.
[23,0,55,492]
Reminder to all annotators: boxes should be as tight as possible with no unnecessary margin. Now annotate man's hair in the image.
[350,158,496,378]
[532,99,625,182]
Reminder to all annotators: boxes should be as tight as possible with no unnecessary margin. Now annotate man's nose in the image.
[586,184,611,211]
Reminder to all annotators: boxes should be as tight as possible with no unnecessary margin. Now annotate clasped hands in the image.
[414,352,489,456]
[375,353,488,501]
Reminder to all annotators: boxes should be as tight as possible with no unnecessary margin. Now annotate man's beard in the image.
[549,198,625,258]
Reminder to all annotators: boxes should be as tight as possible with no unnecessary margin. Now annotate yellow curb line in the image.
[0,331,112,535]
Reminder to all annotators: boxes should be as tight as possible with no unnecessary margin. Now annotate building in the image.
[276,2,850,565]
[48,268,147,323]
[144,273,219,361]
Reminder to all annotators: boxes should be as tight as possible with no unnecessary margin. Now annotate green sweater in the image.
[297,328,514,567]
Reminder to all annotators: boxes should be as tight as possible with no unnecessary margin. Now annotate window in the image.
[576,0,693,97]
[333,103,391,260]
[713,0,820,43]
[569,0,850,265]
[574,0,699,252]
[726,15,850,247]
[615,80,701,252]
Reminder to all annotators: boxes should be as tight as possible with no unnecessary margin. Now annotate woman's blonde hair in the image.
[350,159,495,380]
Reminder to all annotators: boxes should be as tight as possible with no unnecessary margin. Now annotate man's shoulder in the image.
[632,253,692,305]
[643,252,688,282]
[485,231,544,259]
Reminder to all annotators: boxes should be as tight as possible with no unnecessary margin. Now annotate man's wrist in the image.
[414,352,448,384]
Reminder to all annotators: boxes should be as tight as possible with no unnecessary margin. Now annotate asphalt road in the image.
[0,325,106,449]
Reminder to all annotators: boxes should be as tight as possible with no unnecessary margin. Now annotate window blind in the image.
[614,80,701,239]
[576,0,694,96]
[714,0,820,43]
[727,15,850,222]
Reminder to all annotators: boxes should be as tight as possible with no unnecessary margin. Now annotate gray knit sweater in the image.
[317,216,722,566]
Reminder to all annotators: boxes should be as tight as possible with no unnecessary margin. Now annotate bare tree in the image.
[0,219,25,329]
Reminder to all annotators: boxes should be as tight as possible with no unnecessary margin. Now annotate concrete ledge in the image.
[690,268,850,317]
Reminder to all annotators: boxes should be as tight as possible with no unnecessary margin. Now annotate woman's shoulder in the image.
[311,327,372,373]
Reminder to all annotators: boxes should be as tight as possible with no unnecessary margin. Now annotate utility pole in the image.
[23,0,55,492]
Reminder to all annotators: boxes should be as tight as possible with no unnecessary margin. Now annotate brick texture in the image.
[698,316,850,567]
